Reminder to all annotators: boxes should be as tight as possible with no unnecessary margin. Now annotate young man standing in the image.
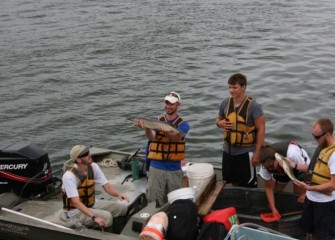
[216,73,265,188]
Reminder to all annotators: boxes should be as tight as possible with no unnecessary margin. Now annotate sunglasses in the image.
[312,132,327,140]
[78,148,90,158]
[167,92,180,100]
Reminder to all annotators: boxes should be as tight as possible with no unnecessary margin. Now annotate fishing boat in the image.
[0,142,304,240]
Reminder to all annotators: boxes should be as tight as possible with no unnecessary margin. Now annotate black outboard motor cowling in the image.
[0,142,54,198]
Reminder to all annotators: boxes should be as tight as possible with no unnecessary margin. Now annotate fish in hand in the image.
[127,117,180,134]
[275,153,298,181]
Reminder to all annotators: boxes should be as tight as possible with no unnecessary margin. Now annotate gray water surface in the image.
[1,0,334,171]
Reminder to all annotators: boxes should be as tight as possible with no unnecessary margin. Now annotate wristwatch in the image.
[92,215,97,220]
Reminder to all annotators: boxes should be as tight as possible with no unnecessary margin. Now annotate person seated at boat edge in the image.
[216,73,266,188]
[259,141,310,214]
[60,145,129,229]
[137,91,190,206]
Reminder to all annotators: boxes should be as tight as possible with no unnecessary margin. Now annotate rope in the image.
[98,158,118,168]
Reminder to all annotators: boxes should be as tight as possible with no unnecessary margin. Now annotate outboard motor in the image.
[0,142,55,199]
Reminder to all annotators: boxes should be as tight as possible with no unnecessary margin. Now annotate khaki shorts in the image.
[146,166,183,206]
[60,200,127,229]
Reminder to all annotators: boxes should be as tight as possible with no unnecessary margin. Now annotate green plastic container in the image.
[131,158,140,180]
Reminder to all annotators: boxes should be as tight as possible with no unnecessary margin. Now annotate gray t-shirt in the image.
[218,97,264,155]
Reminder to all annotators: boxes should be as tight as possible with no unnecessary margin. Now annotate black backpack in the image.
[196,222,227,240]
[165,199,199,240]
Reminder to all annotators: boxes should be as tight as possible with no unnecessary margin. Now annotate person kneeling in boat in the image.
[259,141,310,214]
[60,145,129,230]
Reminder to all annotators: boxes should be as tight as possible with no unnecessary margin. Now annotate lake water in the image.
[1,0,334,174]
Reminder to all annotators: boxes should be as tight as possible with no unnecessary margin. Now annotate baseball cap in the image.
[164,91,181,104]
[70,145,90,161]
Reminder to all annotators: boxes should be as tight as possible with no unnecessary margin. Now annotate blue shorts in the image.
[302,198,335,239]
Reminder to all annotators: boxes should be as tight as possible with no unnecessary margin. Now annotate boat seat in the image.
[195,174,226,217]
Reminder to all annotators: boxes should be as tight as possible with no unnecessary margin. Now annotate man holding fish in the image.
[293,118,335,240]
[136,92,190,206]
[259,141,310,215]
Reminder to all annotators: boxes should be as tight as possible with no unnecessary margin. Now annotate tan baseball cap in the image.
[70,145,89,161]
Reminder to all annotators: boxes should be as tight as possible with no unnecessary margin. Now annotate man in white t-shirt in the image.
[60,145,129,230]
[259,141,310,214]
[294,118,335,240]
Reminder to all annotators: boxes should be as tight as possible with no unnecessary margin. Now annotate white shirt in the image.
[62,162,108,216]
[259,143,311,181]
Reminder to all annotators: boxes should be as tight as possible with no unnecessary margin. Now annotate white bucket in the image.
[187,163,214,195]
[167,187,195,204]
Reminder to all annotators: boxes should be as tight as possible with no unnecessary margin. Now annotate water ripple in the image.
[0,0,334,167]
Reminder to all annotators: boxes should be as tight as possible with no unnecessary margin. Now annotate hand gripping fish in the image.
[127,117,181,134]
[274,153,298,181]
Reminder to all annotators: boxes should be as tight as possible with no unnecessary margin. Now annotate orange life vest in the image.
[147,116,185,161]
[308,144,335,195]
[224,96,256,147]
[63,164,95,210]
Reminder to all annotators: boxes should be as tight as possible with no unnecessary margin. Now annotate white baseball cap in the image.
[164,91,181,104]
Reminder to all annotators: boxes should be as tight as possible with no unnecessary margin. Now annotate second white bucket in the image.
[187,163,214,196]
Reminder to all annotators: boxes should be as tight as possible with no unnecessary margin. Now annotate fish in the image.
[127,117,181,134]
[274,153,298,181]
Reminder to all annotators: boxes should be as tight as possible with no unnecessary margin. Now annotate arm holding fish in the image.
[160,128,185,141]
[162,120,189,141]
[145,128,156,141]
[286,144,311,173]
[283,159,309,173]
[135,119,156,141]
[294,155,335,193]
[294,175,335,193]
[280,156,308,203]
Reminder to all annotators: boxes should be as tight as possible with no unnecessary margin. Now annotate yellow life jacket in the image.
[63,164,95,210]
[309,144,335,195]
[147,116,185,161]
[224,96,256,147]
